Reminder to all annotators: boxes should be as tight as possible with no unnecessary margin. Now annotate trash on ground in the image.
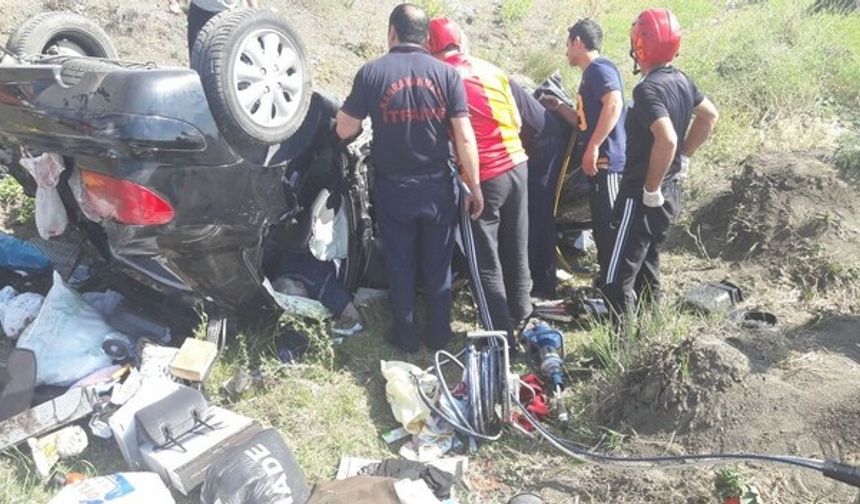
[381,426,411,445]
[0,233,51,272]
[381,360,439,435]
[221,368,264,401]
[200,428,311,504]
[569,287,610,319]
[307,475,401,504]
[109,378,184,468]
[359,458,457,500]
[398,416,456,462]
[27,425,88,479]
[265,277,331,320]
[0,385,98,451]
[729,310,778,330]
[1,291,44,339]
[136,386,262,494]
[16,272,130,386]
[47,472,175,504]
[682,280,744,315]
[19,153,68,240]
[138,341,179,382]
[169,338,218,382]
[394,478,444,504]
[0,348,35,422]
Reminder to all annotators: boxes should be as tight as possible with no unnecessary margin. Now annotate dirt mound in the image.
[687,152,860,291]
[600,336,750,435]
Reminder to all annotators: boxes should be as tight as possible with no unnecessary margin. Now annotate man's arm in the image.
[644,117,678,195]
[335,110,362,142]
[681,97,718,158]
[539,95,578,127]
[582,90,623,176]
[450,116,484,219]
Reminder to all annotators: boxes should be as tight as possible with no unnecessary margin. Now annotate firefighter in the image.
[336,4,483,353]
[541,18,627,288]
[601,8,719,319]
[427,18,532,343]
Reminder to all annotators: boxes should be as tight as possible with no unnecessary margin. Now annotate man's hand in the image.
[539,95,562,111]
[465,184,484,220]
[582,143,599,176]
[642,187,665,208]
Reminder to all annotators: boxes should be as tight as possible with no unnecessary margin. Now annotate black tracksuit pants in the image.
[601,180,682,317]
[472,162,532,339]
[375,172,457,352]
[527,138,566,298]
[590,170,623,286]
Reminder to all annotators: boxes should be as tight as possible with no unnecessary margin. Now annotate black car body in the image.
[0,57,370,312]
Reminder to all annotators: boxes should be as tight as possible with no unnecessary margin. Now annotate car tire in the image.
[6,12,118,59]
[191,9,313,148]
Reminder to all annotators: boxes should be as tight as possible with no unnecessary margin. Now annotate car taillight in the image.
[80,170,175,226]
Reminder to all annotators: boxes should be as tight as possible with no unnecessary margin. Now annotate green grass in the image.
[0,176,34,227]
[499,0,534,24]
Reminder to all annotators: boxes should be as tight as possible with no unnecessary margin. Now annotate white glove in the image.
[642,187,665,208]
[679,155,691,180]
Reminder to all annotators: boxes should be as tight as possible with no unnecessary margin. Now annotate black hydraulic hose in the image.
[514,395,860,490]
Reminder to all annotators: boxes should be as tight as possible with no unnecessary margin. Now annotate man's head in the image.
[427,17,462,57]
[566,18,602,67]
[629,8,682,74]
[388,4,429,48]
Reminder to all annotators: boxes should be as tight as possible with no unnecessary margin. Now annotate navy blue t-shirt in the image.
[509,80,568,151]
[341,45,469,176]
[622,66,705,189]
[576,57,627,173]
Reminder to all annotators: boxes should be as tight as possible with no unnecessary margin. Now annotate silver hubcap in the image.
[232,28,303,129]
[47,39,88,57]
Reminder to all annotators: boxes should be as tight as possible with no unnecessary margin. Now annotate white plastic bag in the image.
[48,472,175,504]
[2,292,45,339]
[0,286,18,320]
[381,360,438,435]
[19,153,68,239]
[17,272,129,386]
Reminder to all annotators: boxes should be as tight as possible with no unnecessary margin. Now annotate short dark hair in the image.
[389,4,429,45]
[568,18,603,52]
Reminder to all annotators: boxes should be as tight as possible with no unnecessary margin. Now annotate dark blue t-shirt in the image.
[341,45,469,176]
[509,80,568,151]
[576,57,627,173]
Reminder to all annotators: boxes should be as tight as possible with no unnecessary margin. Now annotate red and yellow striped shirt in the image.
[443,53,528,182]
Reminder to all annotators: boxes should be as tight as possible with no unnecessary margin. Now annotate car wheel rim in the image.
[47,38,89,57]
[233,28,304,130]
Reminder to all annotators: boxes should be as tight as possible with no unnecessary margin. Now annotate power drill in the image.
[521,321,568,422]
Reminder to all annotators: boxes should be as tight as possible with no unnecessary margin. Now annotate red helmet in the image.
[427,17,462,55]
[630,8,682,68]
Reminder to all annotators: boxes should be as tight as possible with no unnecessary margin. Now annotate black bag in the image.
[200,428,311,504]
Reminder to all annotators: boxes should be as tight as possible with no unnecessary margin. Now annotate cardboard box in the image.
[139,406,262,495]
[169,339,218,382]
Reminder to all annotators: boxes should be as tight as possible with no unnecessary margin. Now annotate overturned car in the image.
[0,10,375,326]
[0,9,589,331]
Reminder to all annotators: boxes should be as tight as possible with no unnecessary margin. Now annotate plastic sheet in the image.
[16,272,129,386]
[1,292,44,339]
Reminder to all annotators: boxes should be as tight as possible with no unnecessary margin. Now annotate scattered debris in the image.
[16,272,130,386]
[48,472,175,504]
[27,425,88,479]
[169,338,218,382]
[200,428,311,504]
[0,385,99,451]
[381,360,438,435]
[682,280,744,315]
